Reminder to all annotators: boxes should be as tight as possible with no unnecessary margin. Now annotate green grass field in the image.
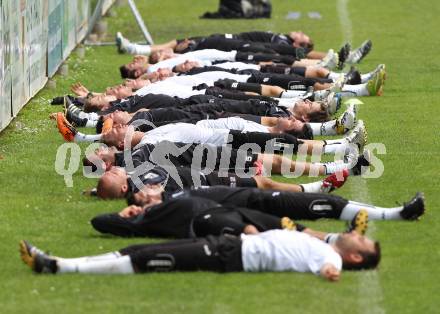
[1,0,440,313]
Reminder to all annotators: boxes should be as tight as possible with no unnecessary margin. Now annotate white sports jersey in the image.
[137,123,230,147]
[148,49,237,73]
[214,61,260,71]
[241,230,342,274]
[196,117,268,133]
[135,80,206,98]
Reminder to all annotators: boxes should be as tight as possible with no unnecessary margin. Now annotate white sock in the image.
[300,180,324,193]
[74,132,102,142]
[85,120,98,128]
[309,120,337,136]
[58,255,134,274]
[328,72,344,82]
[127,43,152,55]
[323,139,348,154]
[58,251,121,264]
[361,72,373,83]
[280,90,307,98]
[342,83,369,96]
[76,110,99,120]
[340,201,403,220]
[321,160,349,175]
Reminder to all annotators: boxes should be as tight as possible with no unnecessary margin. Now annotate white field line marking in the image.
[337,0,385,313]
[337,0,353,44]
[346,179,385,314]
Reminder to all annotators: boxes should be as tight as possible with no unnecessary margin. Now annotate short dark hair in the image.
[284,123,314,140]
[149,52,160,64]
[306,101,329,122]
[119,65,137,79]
[83,97,100,113]
[343,241,381,271]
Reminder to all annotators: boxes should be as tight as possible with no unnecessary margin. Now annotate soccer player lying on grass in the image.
[116,30,372,65]
[125,186,425,222]
[67,84,341,121]
[172,60,384,87]
[70,65,384,114]
[55,113,367,161]
[84,140,345,191]
[93,147,351,199]
[67,103,357,141]
[118,47,339,79]
[90,187,424,238]
[20,217,380,281]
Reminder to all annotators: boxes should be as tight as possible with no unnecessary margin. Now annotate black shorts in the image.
[260,65,307,77]
[165,143,259,173]
[246,191,349,220]
[205,172,258,188]
[229,130,301,154]
[248,73,324,90]
[122,235,243,273]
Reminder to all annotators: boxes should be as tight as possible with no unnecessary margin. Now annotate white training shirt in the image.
[137,123,231,148]
[147,49,237,73]
[214,61,260,71]
[196,117,268,133]
[241,230,342,275]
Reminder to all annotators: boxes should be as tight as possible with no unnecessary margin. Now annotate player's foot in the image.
[320,169,349,193]
[335,103,357,134]
[345,120,367,150]
[344,66,362,85]
[116,32,131,54]
[400,192,425,220]
[326,92,342,115]
[346,40,372,64]
[19,241,57,274]
[348,149,371,176]
[366,68,386,96]
[313,89,332,101]
[337,43,351,70]
[346,209,369,235]
[281,217,296,230]
[361,64,386,83]
[320,49,339,70]
[56,113,78,142]
[330,75,345,93]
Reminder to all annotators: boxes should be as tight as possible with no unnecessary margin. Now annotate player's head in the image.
[83,145,118,172]
[149,48,175,64]
[174,38,196,53]
[120,62,148,79]
[101,124,133,150]
[156,67,175,80]
[106,110,132,127]
[273,117,314,139]
[96,166,129,199]
[105,84,133,99]
[84,94,117,112]
[292,100,329,122]
[174,60,201,73]
[336,231,381,270]
[289,31,314,50]
[127,185,165,207]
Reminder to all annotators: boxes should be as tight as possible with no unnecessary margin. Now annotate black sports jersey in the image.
[233,31,294,46]
[115,141,258,173]
[127,165,257,194]
[91,196,281,238]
